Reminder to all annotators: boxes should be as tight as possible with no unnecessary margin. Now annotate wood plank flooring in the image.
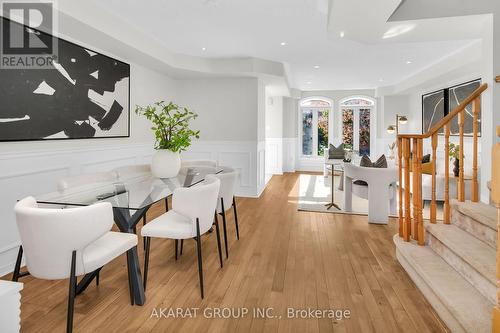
[3,173,448,332]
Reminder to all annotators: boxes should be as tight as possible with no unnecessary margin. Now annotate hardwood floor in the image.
[5,173,448,332]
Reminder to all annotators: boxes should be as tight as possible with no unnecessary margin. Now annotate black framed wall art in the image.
[0,17,130,141]
[421,79,481,136]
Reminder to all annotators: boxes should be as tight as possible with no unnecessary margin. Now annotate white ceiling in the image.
[95,0,486,91]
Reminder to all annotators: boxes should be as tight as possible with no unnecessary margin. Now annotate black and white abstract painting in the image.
[448,79,481,136]
[422,79,481,136]
[0,17,130,141]
[422,89,445,134]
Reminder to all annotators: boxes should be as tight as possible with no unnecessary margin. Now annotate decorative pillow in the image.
[353,155,388,186]
[328,143,344,159]
[421,162,433,174]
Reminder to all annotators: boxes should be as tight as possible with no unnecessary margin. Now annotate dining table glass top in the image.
[35,167,223,210]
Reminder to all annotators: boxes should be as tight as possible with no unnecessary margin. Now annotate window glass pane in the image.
[317,109,328,156]
[359,108,370,156]
[302,110,313,155]
[342,108,353,149]
[341,98,374,106]
[301,99,331,107]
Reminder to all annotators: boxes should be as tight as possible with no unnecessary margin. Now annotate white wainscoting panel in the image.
[181,140,262,198]
[257,141,267,196]
[0,140,266,277]
[265,138,283,175]
[282,138,296,172]
[0,143,154,277]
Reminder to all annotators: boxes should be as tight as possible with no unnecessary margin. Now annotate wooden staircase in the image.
[392,84,500,332]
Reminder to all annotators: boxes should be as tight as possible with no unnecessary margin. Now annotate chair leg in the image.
[214,212,223,268]
[195,218,204,299]
[126,252,134,305]
[165,197,169,212]
[180,240,184,255]
[67,250,77,333]
[233,196,240,240]
[12,246,23,282]
[143,213,147,250]
[143,237,150,291]
[221,198,229,259]
[175,239,178,261]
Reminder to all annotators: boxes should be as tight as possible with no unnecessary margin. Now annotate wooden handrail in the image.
[398,83,487,139]
[397,83,487,245]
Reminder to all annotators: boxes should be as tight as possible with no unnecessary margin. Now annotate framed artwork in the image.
[422,89,445,134]
[0,17,130,141]
[421,79,481,136]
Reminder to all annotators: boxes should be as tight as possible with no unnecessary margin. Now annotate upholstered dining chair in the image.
[208,167,239,258]
[181,159,218,168]
[14,197,137,333]
[57,171,118,191]
[141,176,221,299]
[112,164,151,180]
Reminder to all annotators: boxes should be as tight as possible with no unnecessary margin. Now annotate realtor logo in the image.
[1,1,58,69]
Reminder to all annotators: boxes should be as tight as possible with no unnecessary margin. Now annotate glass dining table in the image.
[34,166,223,306]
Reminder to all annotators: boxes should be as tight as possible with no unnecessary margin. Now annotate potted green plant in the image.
[135,101,200,178]
[448,142,461,177]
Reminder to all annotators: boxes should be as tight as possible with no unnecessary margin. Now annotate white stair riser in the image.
[427,232,496,305]
[451,210,497,249]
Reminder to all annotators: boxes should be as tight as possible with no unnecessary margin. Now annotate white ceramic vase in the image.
[151,149,181,178]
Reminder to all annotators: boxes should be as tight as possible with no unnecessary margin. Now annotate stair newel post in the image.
[403,138,412,241]
[492,126,500,332]
[417,138,425,245]
[444,124,451,224]
[398,136,404,238]
[430,133,438,224]
[412,138,419,239]
[471,97,480,202]
[458,110,465,202]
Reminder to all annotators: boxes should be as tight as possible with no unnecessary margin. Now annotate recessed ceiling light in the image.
[280,42,287,46]
[313,65,320,69]
[379,78,384,82]
[201,47,207,51]
[340,31,345,38]
[306,81,312,85]
[406,60,412,64]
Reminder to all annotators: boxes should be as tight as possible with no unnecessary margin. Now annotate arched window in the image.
[299,97,332,157]
[340,97,375,156]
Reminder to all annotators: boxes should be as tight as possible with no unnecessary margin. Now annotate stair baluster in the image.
[459,110,465,202]
[430,133,438,223]
[444,124,451,224]
[398,137,403,237]
[472,97,480,202]
[403,138,411,241]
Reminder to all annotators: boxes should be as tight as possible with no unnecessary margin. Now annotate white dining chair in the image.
[141,176,221,299]
[209,167,239,258]
[181,159,218,168]
[14,197,137,333]
[112,164,151,180]
[57,171,118,191]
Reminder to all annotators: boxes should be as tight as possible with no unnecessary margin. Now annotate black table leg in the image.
[113,207,147,306]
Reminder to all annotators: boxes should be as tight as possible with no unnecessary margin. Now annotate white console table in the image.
[0,280,23,332]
